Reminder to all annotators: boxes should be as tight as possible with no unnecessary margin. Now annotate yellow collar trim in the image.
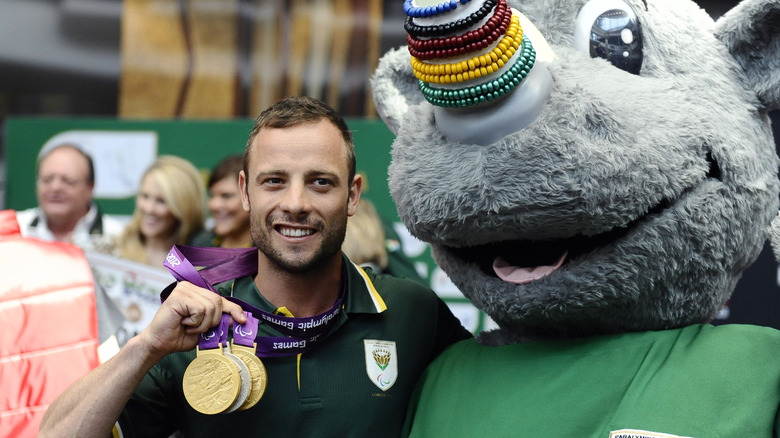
[353,262,388,312]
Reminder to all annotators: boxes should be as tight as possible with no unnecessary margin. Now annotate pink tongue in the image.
[493,251,568,284]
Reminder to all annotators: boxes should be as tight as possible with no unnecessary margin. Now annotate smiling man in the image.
[39,97,471,438]
[16,144,124,250]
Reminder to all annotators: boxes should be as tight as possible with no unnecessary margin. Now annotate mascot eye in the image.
[574,0,643,74]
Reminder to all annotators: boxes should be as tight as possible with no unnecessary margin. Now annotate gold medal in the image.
[231,342,267,410]
[182,346,241,415]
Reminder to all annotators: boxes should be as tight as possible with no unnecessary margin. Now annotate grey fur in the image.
[372,0,780,340]
[715,0,780,110]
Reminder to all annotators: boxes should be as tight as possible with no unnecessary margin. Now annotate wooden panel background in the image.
[120,0,383,118]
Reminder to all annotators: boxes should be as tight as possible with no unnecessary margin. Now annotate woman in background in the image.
[116,155,205,266]
[191,154,253,248]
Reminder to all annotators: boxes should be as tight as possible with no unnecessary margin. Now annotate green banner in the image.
[5,118,398,217]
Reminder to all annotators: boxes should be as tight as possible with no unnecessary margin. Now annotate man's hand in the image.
[138,282,247,361]
[39,280,249,438]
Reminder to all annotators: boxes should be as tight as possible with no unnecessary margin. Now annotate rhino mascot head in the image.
[372,0,780,341]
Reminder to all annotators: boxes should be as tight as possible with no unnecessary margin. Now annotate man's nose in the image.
[280,182,312,215]
[50,179,66,191]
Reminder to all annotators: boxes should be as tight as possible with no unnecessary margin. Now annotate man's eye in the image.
[313,178,332,187]
[37,175,81,186]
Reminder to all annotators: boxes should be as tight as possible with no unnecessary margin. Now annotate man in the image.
[39,97,471,438]
[16,143,125,351]
[16,143,124,251]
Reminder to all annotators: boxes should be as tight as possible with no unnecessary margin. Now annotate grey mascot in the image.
[372,0,780,436]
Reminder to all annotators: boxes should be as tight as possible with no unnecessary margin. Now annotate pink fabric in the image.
[0,209,21,236]
[0,210,100,437]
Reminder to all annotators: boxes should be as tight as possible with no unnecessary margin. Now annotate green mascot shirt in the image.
[405,324,780,438]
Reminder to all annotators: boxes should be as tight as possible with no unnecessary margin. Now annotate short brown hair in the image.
[208,154,244,188]
[244,96,356,184]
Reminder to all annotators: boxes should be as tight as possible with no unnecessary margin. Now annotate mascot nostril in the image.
[372,0,780,435]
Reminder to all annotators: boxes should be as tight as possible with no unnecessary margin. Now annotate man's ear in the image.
[238,170,250,212]
[715,0,780,110]
[347,174,363,217]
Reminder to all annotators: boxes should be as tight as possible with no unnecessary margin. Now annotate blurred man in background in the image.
[16,143,124,251]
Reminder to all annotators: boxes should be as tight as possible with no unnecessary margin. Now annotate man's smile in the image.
[277,225,315,238]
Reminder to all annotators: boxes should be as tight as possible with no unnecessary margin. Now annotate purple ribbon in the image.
[233,312,258,348]
[199,313,230,350]
[164,245,258,291]
[163,245,344,358]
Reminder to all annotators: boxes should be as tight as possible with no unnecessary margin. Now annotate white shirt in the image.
[16,203,125,252]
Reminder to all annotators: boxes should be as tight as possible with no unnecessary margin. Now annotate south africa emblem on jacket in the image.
[364,339,398,391]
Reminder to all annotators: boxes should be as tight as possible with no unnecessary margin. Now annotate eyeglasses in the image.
[37,174,87,188]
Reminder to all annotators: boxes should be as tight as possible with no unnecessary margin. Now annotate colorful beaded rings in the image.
[404,0,498,37]
[403,0,473,18]
[404,0,540,110]
[418,36,536,108]
[411,13,522,84]
[407,0,511,60]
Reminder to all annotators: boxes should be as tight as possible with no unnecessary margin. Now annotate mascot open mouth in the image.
[448,154,721,284]
[449,222,637,284]
[448,153,721,284]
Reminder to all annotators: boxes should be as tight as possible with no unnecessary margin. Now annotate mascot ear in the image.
[715,0,780,110]
[371,47,425,135]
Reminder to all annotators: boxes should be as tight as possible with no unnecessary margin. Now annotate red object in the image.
[406,0,511,59]
[0,210,100,437]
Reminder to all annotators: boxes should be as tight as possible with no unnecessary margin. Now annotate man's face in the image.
[239,120,361,273]
[36,147,94,225]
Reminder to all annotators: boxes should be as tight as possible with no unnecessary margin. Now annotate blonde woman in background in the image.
[342,197,388,273]
[116,155,205,266]
[342,197,426,284]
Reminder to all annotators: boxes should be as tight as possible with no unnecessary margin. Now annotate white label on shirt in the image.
[610,429,694,438]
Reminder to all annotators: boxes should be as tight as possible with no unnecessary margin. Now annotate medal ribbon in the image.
[233,312,258,348]
[163,245,344,358]
[199,313,230,350]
